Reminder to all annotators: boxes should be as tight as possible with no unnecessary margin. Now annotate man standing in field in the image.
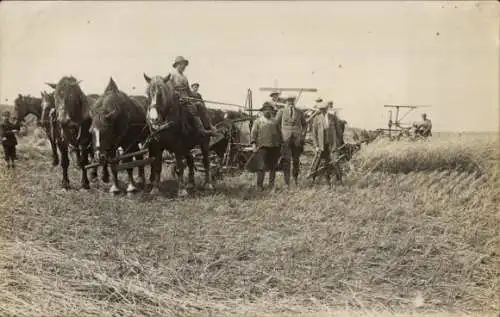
[414,113,432,137]
[308,101,342,186]
[169,56,217,137]
[247,102,283,191]
[275,95,307,187]
[0,111,20,169]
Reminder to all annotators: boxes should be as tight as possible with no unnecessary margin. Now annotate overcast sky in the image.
[0,1,498,132]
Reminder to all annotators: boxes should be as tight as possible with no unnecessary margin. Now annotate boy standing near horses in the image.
[169,56,217,137]
[0,111,20,168]
[247,102,283,190]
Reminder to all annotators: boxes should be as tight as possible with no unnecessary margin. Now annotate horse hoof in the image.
[102,176,110,184]
[205,183,215,191]
[186,182,195,190]
[82,183,90,190]
[109,184,121,194]
[178,189,188,197]
[61,181,70,189]
[126,184,138,193]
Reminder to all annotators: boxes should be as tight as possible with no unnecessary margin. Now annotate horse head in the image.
[143,73,174,129]
[46,76,86,126]
[13,94,25,125]
[13,94,43,126]
[40,91,55,126]
[89,77,125,161]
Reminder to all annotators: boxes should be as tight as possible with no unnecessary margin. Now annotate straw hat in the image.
[315,102,329,110]
[173,56,189,68]
[259,102,275,112]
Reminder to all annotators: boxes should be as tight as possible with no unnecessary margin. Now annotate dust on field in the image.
[0,132,498,317]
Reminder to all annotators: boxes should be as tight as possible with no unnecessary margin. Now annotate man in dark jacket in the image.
[0,111,20,168]
[275,96,307,187]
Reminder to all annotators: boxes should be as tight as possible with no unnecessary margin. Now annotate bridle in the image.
[145,80,178,135]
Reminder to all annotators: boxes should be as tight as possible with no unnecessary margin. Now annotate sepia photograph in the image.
[0,1,498,316]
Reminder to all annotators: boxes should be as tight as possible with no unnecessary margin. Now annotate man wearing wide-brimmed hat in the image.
[0,110,20,168]
[275,95,307,187]
[169,56,217,137]
[246,102,283,190]
[268,91,286,114]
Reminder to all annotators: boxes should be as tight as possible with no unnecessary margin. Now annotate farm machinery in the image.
[375,104,432,141]
[83,85,356,184]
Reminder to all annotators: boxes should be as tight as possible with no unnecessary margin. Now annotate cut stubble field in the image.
[0,129,499,317]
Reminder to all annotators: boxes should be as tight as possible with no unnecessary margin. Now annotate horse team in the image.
[14,75,247,197]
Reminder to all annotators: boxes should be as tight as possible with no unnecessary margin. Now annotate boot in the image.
[292,160,300,186]
[193,116,210,136]
[204,116,218,135]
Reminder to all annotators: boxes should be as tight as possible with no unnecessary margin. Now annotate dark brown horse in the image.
[45,76,94,189]
[143,73,214,197]
[90,77,149,194]
[131,95,148,111]
[41,90,103,181]
[13,94,42,126]
[39,91,60,167]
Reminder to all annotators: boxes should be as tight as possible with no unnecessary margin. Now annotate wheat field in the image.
[0,126,498,317]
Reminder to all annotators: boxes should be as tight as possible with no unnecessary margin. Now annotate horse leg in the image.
[175,153,187,197]
[201,141,214,190]
[124,157,138,194]
[149,144,163,195]
[88,149,98,181]
[78,146,91,190]
[101,162,110,183]
[108,150,121,194]
[185,154,196,190]
[131,143,146,188]
[50,137,59,166]
[58,141,70,189]
[45,125,59,167]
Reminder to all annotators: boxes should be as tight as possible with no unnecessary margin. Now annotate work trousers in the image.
[255,146,281,190]
[2,144,17,165]
[281,143,302,185]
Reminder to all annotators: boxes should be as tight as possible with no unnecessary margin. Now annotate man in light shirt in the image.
[414,113,432,137]
[309,101,342,185]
